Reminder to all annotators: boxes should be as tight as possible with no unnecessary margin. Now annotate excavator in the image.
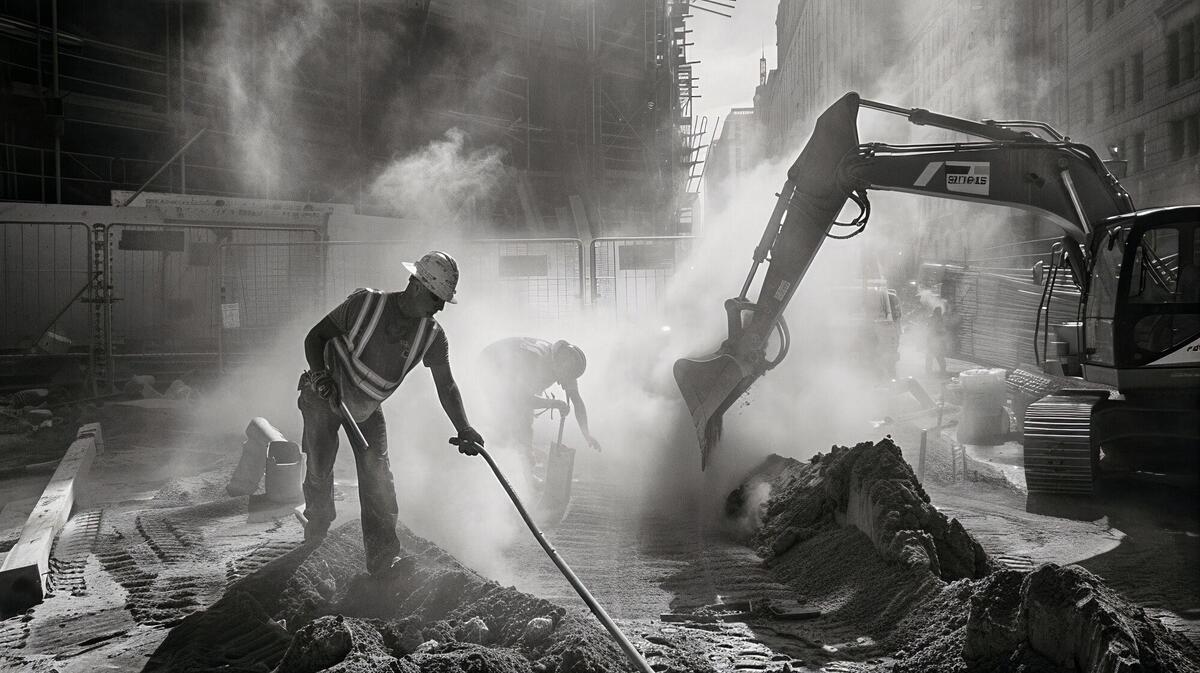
[675,92,1200,494]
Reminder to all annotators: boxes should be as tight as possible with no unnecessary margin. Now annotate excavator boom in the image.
[675,92,1135,469]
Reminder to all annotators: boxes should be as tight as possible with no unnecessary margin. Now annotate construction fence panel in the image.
[218,238,585,362]
[0,221,93,352]
[590,236,693,320]
[460,239,585,324]
[109,224,320,357]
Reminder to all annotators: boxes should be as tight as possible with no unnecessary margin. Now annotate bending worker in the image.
[298,251,484,576]
[480,337,602,461]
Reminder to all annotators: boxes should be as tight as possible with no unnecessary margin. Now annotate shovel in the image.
[295,398,367,529]
[449,436,653,673]
[337,399,369,451]
[536,411,575,524]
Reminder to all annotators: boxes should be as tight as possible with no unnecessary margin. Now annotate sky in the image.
[687,1,779,143]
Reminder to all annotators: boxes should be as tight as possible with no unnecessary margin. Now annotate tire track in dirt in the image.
[500,470,831,671]
[96,510,225,627]
[225,539,298,585]
[48,508,104,595]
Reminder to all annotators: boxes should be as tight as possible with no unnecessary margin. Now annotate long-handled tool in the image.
[295,398,369,529]
[449,437,653,673]
[337,399,369,451]
[537,410,575,523]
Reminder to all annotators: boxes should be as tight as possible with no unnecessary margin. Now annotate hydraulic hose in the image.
[449,439,654,673]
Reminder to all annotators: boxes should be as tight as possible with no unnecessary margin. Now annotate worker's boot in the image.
[303,519,329,544]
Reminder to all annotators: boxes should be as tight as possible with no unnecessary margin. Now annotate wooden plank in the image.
[0,423,102,615]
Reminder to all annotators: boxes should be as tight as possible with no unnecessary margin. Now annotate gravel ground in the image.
[1,390,1197,672]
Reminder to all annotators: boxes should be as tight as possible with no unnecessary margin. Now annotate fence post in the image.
[918,429,927,483]
[89,223,114,393]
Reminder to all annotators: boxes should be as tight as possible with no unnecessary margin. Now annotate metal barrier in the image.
[590,236,693,319]
[217,238,586,367]
[0,221,94,353]
[108,223,320,357]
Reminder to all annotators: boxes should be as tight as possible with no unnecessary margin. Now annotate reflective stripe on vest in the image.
[330,290,436,401]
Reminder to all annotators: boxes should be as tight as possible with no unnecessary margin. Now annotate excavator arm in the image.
[674,92,1135,469]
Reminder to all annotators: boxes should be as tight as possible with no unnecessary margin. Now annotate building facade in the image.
[702,107,760,212]
[750,0,1199,265]
[1066,0,1200,208]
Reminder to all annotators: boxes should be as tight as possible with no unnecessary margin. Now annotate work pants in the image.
[297,384,400,568]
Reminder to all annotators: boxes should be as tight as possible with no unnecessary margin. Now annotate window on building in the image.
[1085,80,1094,124]
[1085,0,1094,32]
[1105,0,1114,18]
[1170,112,1200,161]
[1185,22,1197,81]
[1169,22,1198,87]
[1115,60,1126,112]
[1131,51,1144,103]
[1168,31,1180,86]
[1130,131,1145,173]
[1105,69,1115,115]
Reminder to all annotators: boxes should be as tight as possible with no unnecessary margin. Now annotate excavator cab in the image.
[1083,206,1200,391]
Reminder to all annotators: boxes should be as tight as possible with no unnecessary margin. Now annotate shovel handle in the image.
[447,438,653,673]
[337,400,369,451]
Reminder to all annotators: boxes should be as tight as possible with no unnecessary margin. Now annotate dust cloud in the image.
[178,0,1063,586]
[207,0,336,198]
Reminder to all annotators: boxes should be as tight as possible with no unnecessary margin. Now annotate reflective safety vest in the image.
[325,289,439,402]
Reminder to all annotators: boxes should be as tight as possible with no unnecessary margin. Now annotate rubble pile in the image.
[729,439,1200,672]
[146,521,631,673]
[746,438,990,580]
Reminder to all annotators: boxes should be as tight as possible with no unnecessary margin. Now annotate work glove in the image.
[456,426,484,456]
[308,369,338,400]
[548,399,570,417]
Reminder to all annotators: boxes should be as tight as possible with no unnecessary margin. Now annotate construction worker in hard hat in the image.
[479,337,602,464]
[297,250,484,576]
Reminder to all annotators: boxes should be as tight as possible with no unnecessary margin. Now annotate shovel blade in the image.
[536,442,576,525]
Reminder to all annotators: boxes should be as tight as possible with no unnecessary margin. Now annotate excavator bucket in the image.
[674,92,863,468]
[674,353,759,469]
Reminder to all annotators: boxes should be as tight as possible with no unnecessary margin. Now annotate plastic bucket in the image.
[957,368,1006,445]
[265,441,304,503]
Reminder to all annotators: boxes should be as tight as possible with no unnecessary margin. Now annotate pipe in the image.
[118,127,206,206]
[450,439,654,673]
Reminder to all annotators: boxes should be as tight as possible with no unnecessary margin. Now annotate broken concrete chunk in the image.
[456,615,490,644]
[522,616,553,644]
[271,614,396,673]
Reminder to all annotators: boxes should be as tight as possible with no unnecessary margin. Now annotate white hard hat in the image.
[403,251,459,303]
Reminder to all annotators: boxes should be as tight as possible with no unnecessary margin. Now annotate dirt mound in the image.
[743,438,989,581]
[729,439,1200,672]
[145,520,631,673]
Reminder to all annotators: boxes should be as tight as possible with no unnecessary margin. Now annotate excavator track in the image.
[1022,394,1099,495]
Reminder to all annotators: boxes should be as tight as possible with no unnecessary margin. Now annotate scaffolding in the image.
[0,1,704,236]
